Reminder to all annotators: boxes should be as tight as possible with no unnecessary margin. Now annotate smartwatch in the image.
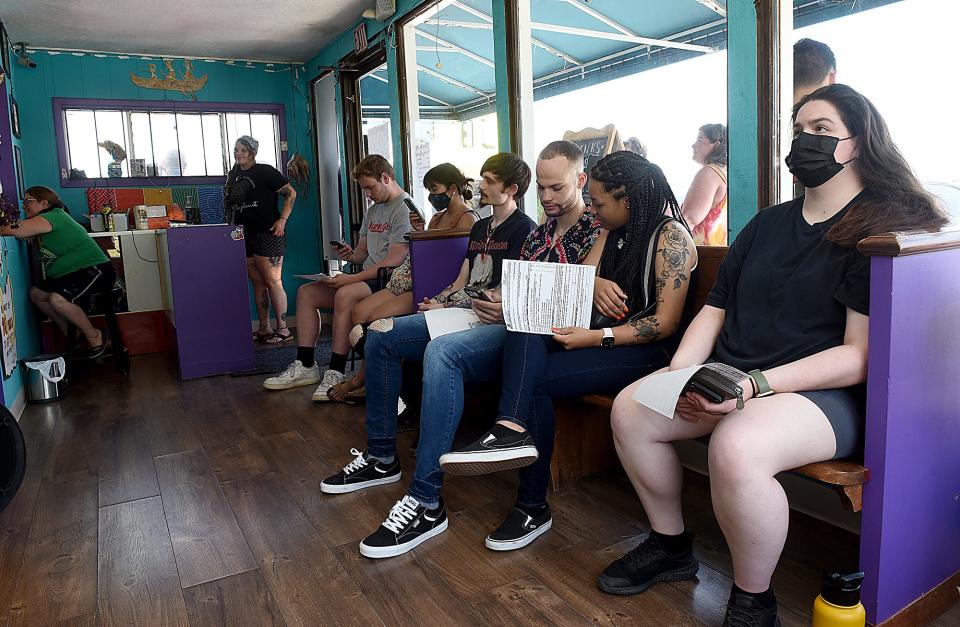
[748,369,775,398]
[601,328,615,349]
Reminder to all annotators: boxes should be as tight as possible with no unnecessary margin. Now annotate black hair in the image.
[590,151,686,295]
[423,162,474,201]
[538,140,585,172]
[480,152,532,199]
[794,38,836,88]
[699,124,727,166]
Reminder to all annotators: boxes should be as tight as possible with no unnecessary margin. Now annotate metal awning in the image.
[360,0,902,120]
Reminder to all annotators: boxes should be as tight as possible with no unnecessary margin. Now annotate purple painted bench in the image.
[552,230,960,625]
[408,228,472,305]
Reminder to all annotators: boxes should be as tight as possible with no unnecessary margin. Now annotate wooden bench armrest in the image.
[858,225,960,257]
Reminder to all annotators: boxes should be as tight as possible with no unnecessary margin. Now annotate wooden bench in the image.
[550,245,869,509]
[552,231,960,625]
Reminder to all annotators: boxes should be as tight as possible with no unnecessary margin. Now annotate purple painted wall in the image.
[860,250,960,623]
[165,225,254,379]
[409,235,470,304]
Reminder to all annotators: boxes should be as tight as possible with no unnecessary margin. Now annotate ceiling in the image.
[0,0,371,62]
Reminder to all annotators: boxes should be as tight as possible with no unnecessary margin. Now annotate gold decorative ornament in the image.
[130,59,208,99]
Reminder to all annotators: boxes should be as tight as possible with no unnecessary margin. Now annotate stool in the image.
[66,284,130,375]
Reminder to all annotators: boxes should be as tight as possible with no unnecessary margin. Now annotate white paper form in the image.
[424,308,483,339]
[629,365,703,418]
[501,260,596,335]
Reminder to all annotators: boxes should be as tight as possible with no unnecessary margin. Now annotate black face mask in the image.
[428,192,452,211]
[785,132,855,188]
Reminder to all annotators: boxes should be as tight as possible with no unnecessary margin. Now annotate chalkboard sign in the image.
[563,124,623,205]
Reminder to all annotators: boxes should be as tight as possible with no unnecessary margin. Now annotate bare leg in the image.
[294,282,336,348]
[610,369,717,535]
[254,254,289,332]
[48,293,102,347]
[31,287,68,336]
[707,393,837,592]
[246,257,271,335]
[331,282,372,355]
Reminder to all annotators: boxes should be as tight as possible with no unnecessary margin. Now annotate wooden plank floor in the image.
[2,351,957,626]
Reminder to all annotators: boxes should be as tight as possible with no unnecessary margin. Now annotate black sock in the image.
[329,352,348,373]
[653,530,693,554]
[732,584,777,608]
[297,346,315,368]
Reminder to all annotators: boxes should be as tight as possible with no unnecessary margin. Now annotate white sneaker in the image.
[312,369,346,401]
[262,360,321,390]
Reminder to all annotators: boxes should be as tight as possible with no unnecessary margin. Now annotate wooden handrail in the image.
[858,226,960,257]
[407,228,473,242]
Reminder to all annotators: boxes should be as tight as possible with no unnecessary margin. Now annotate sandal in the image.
[328,376,364,402]
[264,329,293,345]
[253,329,273,342]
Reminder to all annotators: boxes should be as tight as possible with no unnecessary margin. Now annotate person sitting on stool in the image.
[0,186,115,358]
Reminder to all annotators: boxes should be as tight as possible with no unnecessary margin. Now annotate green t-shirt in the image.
[38,208,109,279]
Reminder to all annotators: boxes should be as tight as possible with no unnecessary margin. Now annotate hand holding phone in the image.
[329,240,344,249]
[463,286,492,302]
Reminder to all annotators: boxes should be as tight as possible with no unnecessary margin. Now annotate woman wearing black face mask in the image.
[597,85,947,627]
[327,163,479,401]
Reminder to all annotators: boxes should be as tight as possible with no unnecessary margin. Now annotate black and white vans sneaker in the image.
[359,495,448,558]
[319,448,401,494]
[439,424,538,475]
[485,506,552,551]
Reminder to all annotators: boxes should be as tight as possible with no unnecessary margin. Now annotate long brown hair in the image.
[24,186,66,212]
[793,84,947,247]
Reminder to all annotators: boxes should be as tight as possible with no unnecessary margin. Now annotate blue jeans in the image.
[498,332,674,509]
[364,313,507,509]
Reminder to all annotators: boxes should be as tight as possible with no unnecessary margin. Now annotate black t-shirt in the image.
[464,210,536,289]
[706,194,870,372]
[224,164,289,234]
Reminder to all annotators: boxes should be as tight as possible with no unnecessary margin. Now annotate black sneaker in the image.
[319,448,401,494]
[485,506,552,551]
[597,532,699,595]
[722,589,781,627]
[439,424,538,475]
[359,495,448,558]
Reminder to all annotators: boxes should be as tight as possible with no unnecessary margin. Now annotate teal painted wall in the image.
[727,0,760,237]
[1,60,42,410]
[12,52,320,321]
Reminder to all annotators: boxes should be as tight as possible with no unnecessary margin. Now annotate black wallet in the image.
[683,363,749,410]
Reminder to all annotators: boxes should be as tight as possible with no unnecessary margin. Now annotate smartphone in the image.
[329,240,345,249]
[684,380,726,404]
[463,286,493,302]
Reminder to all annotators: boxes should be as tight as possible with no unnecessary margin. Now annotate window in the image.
[53,98,286,187]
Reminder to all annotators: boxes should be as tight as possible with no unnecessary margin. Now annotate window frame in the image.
[52,98,288,188]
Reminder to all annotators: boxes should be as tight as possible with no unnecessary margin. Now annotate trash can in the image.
[21,354,67,403]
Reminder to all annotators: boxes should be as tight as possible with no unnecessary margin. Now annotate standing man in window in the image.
[793,38,837,104]
[224,136,298,345]
[263,154,412,401]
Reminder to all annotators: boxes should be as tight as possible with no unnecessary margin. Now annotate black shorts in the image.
[361,279,379,294]
[245,230,287,258]
[39,262,116,310]
[796,386,866,459]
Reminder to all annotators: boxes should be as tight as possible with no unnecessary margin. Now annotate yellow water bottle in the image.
[813,572,866,626]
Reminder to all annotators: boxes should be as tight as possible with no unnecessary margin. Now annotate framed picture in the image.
[13,145,23,199]
[9,94,18,139]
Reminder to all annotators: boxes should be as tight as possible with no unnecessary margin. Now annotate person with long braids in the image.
[223,136,298,345]
[439,152,698,551]
[598,85,946,627]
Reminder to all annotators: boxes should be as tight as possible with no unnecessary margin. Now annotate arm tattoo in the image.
[629,225,692,341]
[659,223,691,290]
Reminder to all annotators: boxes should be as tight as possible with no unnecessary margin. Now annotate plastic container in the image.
[21,354,67,403]
[813,572,866,627]
[112,211,129,232]
[90,213,105,232]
